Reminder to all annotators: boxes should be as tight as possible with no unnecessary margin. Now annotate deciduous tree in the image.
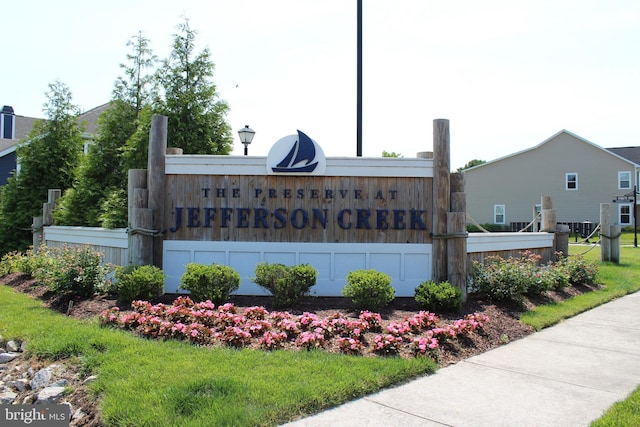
[0,81,83,252]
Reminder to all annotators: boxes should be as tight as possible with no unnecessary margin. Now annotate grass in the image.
[591,385,640,427]
[520,238,640,330]
[0,285,435,426]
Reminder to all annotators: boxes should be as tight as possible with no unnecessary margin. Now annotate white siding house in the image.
[464,130,639,229]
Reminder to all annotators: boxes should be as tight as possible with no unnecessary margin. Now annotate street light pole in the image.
[237,125,256,156]
[356,0,363,157]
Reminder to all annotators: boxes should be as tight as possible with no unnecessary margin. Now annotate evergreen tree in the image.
[0,81,83,253]
[55,32,156,227]
[156,18,233,154]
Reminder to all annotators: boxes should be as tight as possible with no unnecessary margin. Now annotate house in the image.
[0,103,109,185]
[463,130,639,232]
[0,106,39,185]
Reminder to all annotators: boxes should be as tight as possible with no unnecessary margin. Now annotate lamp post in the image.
[237,125,255,156]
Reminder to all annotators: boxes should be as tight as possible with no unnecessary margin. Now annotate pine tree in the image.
[0,81,83,253]
[156,18,233,154]
[55,32,156,227]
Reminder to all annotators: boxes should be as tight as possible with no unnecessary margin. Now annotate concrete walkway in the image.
[283,292,640,427]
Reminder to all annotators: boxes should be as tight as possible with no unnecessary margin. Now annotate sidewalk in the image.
[283,291,640,427]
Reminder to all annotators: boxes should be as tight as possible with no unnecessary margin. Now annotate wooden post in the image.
[555,224,570,259]
[447,211,467,301]
[610,225,621,264]
[432,119,450,283]
[166,147,183,155]
[128,182,153,266]
[540,195,556,232]
[32,216,43,251]
[127,169,147,227]
[600,203,611,262]
[148,115,167,268]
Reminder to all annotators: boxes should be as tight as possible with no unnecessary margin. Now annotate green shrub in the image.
[555,255,599,286]
[414,280,462,313]
[115,265,165,303]
[342,269,394,311]
[469,251,585,304]
[32,244,113,298]
[253,263,317,309]
[469,253,534,305]
[0,250,34,276]
[179,263,240,304]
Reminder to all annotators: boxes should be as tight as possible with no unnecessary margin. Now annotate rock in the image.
[0,390,17,404]
[71,408,87,426]
[83,375,98,384]
[36,386,65,403]
[0,352,18,363]
[7,378,28,392]
[51,379,68,387]
[29,368,52,390]
[6,340,21,352]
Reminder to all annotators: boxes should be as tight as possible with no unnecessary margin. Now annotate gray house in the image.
[0,103,109,185]
[463,130,639,231]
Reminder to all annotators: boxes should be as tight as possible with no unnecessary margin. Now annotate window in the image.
[618,171,631,190]
[566,173,578,190]
[619,204,632,225]
[494,205,505,224]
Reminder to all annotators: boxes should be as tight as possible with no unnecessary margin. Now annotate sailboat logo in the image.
[267,130,326,175]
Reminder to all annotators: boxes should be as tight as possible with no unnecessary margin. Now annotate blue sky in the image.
[4,0,639,169]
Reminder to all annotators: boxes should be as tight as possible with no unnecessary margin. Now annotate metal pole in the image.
[634,185,638,247]
[356,0,363,157]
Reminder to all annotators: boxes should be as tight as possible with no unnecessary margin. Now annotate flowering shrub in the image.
[296,331,326,350]
[259,331,288,350]
[99,298,490,359]
[0,250,33,276]
[411,331,439,356]
[31,244,113,298]
[336,337,365,355]
[358,311,383,331]
[554,255,599,286]
[373,334,404,355]
[469,250,596,305]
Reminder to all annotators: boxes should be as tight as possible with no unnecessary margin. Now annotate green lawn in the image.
[0,285,435,426]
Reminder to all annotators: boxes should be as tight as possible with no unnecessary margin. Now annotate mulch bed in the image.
[0,272,597,426]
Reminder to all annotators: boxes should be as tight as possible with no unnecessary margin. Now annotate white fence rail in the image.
[42,227,556,295]
[43,226,128,266]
